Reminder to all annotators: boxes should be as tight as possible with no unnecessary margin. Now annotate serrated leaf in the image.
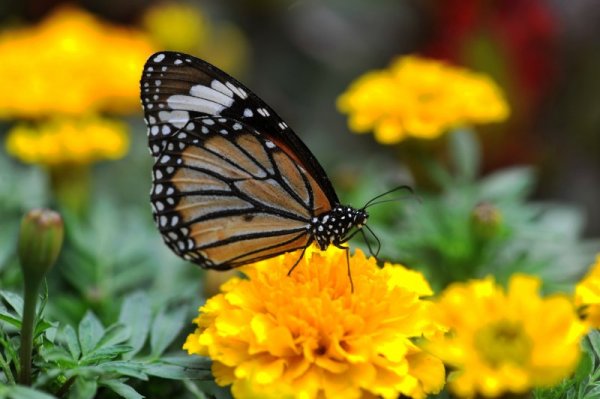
[101,380,144,399]
[40,346,78,366]
[7,386,57,399]
[62,324,81,360]
[118,291,151,359]
[145,362,212,380]
[34,319,55,338]
[588,330,600,358]
[97,361,148,379]
[0,291,23,317]
[80,344,133,364]
[96,324,131,349]
[78,311,104,355]
[449,128,480,182]
[150,307,187,358]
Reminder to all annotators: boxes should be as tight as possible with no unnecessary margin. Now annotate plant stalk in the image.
[19,278,41,385]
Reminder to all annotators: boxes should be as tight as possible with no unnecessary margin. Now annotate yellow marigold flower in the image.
[428,274,586,398]
[575,254,600,327]
[142,2,248,76]
[184,246,445,399]
[337,56,510,144]
[5,116,128,166]
[0,7,154,118]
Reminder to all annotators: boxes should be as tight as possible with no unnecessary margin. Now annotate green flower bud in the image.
[18,208,64,284]
[470,202,503,240]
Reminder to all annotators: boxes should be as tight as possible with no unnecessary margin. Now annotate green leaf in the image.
[78,311,104,355]
[101,380,144,399]
[149,307,187,358]
[146,361,212,380]
[0,310,21,329]
[96,324,131,349]
[0,291,23,317]
[478,167,535,201]
[7,386,57,399]
[80,344,133,364]
[588,330,600,358]
[118,291,151,359]
[40,346,78,366]
[575,352,594,384]
[449,128,480,182]
[69,377,98,399]
[96,361,148,379]
[62,325,81,360]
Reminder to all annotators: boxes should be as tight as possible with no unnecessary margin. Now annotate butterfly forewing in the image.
[149,116,330,269]
[140,51,338,204]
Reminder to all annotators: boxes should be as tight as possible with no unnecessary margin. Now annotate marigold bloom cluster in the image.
[6,116,128,165]
[184,246,445,399]
[337,56,509,144]
[575,254,600,328]
[0,7,154,118]
[428,274,586,398]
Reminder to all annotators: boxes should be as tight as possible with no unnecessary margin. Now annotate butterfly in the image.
[140,51,389,289]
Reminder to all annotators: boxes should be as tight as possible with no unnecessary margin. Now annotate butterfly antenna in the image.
[362,185,415,209]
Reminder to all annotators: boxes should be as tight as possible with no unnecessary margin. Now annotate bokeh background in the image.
[0,0,598,232]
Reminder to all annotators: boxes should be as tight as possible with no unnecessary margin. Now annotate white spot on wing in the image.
[243,108,253,117]
[158,110,190,129]
[153,53,165,62]
[210,80,234,97]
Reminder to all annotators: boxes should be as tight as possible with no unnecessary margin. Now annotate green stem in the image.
[19,279,41,385]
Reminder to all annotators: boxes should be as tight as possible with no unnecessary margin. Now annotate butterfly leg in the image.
[287,245,308,277]
[334,244,354,293]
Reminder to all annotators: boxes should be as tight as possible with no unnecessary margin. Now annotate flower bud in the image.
[470,202,503,240]
[18,209,64,284]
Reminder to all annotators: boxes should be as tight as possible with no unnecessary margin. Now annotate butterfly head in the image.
[311,205,368,250]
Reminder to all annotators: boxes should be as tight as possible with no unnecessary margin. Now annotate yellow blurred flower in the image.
[428,274,586,398]
[6,116,128,166]
[142,2,248,76]
[337,56,510,144]
[184,246,445,399]
[575,254,600,327]
[0,7,154,118]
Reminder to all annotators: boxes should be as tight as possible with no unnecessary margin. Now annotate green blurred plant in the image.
[349,129,599,292]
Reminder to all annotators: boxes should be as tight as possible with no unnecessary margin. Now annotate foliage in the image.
[0,290,211,399]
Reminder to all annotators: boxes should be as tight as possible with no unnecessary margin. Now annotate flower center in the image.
[474,319,532,367]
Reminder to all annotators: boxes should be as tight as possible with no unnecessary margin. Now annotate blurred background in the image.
[0,0,598,231]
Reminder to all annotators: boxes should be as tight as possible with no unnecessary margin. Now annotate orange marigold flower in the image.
[575,254,600,327]
[428,274,586,398]
[0,6,154,118]
[184,246,445,399]
[337,56,509,144]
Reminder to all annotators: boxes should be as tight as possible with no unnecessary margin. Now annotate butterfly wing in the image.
[149,116,332,269]
[140,51,339,203]
[141,52,339,269]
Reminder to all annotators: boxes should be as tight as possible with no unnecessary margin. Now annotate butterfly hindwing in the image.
[140,51,339,204]
[149,116,333,269]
